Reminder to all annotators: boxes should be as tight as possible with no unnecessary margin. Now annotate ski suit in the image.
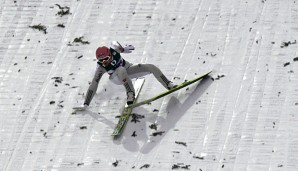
[83,41,172,106]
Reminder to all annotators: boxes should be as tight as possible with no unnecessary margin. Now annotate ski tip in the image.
[201,70,213,79]
[206,70,213,74]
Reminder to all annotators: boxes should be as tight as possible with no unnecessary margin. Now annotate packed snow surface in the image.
[1,0,298,170]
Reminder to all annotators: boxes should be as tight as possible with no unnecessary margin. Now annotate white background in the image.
[1,0,298,170]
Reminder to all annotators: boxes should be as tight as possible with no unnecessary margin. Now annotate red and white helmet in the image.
[95,46,113,66]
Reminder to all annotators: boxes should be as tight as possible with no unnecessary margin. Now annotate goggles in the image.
[98,56,111,64]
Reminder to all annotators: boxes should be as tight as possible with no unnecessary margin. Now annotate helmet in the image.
[95,46,113,66]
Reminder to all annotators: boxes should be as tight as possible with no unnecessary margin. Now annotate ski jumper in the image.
[83,41,173,106]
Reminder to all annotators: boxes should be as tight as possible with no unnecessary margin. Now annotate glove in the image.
[122,45,135,53]
[73,104,88,111]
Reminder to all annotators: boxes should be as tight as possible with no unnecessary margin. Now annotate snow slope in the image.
[1,0,298,170]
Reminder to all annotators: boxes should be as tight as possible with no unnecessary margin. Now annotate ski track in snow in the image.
[1,0,298,170]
